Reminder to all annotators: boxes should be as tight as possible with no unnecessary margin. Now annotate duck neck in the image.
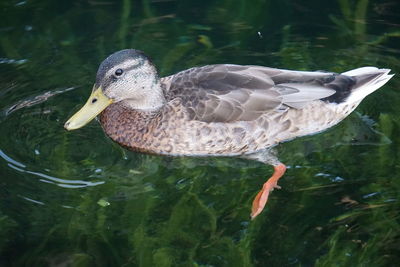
[122,80,166,111]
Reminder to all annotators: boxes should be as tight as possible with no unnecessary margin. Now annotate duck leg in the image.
[243,150,287,219]
[251,163,286,219]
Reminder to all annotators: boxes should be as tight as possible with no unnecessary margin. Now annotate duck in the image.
[64,49,393,219]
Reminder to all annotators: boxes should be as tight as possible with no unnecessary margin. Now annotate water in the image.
[1,0,400,266]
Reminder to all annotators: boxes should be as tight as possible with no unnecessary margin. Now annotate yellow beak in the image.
[64,86,113,131]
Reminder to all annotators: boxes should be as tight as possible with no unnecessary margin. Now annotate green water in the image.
[1,0,400,266]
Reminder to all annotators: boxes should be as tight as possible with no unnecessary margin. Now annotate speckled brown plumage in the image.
[99,95,356,156]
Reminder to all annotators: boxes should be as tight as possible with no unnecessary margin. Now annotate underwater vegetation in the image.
[0,0,399,266]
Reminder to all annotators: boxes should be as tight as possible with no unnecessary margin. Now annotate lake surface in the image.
[1,0,399,266]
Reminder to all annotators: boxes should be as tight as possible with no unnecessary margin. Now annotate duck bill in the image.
[64,86,113,131]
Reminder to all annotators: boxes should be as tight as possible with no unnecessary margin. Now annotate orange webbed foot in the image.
[251,163,286,219]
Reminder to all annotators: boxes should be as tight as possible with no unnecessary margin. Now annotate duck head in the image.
[64,49,164,130]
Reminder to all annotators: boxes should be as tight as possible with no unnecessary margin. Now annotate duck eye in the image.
[115,68,123,76]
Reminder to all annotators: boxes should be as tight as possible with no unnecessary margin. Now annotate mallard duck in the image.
[65,49,393,219]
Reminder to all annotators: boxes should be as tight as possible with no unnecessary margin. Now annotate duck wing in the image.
[163,64,353,123]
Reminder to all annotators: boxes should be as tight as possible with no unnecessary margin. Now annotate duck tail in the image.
[342,67,394,104]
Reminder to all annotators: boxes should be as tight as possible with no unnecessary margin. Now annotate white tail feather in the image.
[343,67,394,104]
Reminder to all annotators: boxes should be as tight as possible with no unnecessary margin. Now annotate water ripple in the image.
[0,149,26,168]
[1,86,78,119]
[0,57,27,65]
[0,149,104,189]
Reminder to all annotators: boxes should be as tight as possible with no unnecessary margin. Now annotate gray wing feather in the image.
[163,64,348,123]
